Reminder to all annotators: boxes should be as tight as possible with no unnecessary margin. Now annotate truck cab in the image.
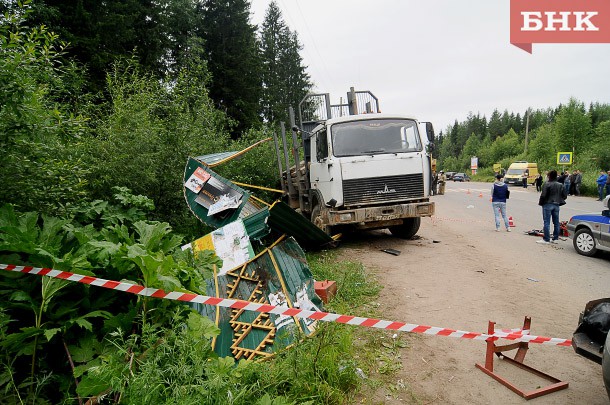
[305,114,434,237]
[276,88,435,238]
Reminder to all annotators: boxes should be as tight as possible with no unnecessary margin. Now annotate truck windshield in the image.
[506,168,525,175]
[331,119,421,157]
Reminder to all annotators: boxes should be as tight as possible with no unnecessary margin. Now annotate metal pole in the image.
[290,127,305,212]
[524,108,530,155]
[273,125,286,194]
[348,87,358,115]
[280,122,296,199]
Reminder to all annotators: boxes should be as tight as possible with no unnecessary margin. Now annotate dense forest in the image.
[1,0,609,403]
[435,101,610,193]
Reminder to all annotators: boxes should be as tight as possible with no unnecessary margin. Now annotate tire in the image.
[311,204,332,236]
[573,228,598,257]
[389,217,421,239]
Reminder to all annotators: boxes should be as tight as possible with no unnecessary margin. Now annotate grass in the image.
[298,250,423,404]
[53,249,418,404]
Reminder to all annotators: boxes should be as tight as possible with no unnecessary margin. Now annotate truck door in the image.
[309,129,335,206]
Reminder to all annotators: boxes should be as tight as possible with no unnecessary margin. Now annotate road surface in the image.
[340,180,610,404]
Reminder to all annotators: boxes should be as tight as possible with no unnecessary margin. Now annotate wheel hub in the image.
[576,233,595,252]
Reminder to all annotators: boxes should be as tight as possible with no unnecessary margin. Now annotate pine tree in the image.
[199,0,262,137]
[28,0,174,93]
[260,1,311,125]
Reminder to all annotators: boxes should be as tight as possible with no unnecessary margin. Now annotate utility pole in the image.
[524,108,530,155]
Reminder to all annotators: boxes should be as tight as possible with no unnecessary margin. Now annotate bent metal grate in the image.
[343,174,424,206]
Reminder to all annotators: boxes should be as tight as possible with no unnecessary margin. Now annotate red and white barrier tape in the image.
[0,264,571,346]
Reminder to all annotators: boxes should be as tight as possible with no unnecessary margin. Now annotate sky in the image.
[249,0,610,134]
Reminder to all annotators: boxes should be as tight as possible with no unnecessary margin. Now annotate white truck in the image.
[273,88,435,238]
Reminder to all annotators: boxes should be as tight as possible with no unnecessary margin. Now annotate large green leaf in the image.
[66,310,112,332]
[76,373,111,398]
[133,221,177,253]
[44,327,61,341]
[63,223,98,247]
[73,318,92,331]
[38,214,70,252]
[40,277,70,314]
[185,311,219,340]
[1,326,44,355]
[9,290,34,304]
[89,240,122,260]
[69,335,103,363]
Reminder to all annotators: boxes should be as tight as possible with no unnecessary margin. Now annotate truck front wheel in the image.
[389,217,421,239]
[311,204,332,236]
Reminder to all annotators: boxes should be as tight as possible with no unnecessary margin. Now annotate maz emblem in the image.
[376,184,396,194]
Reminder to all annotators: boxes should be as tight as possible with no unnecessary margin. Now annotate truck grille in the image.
[343,174,424,206]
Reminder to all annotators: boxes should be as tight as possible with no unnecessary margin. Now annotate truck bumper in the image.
[328,201,434,228]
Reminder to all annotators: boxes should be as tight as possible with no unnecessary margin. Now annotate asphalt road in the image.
[443,179,607,237]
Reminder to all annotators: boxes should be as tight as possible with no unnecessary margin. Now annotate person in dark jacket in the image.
[491,174,511,232]
[564,170,571,195]
[535,174,543,192]
[573,169,582,196]
[537,170,568,244]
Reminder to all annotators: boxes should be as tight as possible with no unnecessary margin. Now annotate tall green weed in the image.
[0,189,220,403]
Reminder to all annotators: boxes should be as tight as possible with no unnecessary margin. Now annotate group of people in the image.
[491,170,568,244]
[558,170,583,196]
[533,170,584,195]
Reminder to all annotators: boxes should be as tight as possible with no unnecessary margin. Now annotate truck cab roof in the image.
[326,113,419,125]
[307,113,420,134]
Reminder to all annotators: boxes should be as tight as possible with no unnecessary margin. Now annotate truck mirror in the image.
[425,122,435,142]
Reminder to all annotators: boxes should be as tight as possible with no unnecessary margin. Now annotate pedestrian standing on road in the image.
[431,172,438,196]
[568,171,576,195]
[596,171,607,201]
[522,169,529,189]
[491,174,511,232]
[537,170,568,245]
[573,169,582,196]
[564,170,571,195]
[606,170,610,199]
[438,171,446,195]
[535,173,543,192]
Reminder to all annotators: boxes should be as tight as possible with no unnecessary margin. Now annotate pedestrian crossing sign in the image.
[557,152,572,165]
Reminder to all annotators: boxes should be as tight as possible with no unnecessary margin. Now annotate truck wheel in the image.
[389,217,421,239]
[573,228,597,257]
[311,204,332,235]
